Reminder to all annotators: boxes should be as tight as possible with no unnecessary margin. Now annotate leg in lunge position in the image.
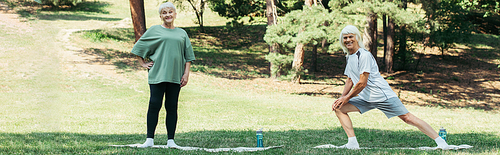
[331,25,449,149]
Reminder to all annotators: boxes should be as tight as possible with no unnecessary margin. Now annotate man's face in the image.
[343,33,358,50]
[160,8,176,24]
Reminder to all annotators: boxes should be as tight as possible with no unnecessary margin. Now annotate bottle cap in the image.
[256,128,263,133]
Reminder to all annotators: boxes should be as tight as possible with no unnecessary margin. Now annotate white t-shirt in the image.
[344,48,397,102]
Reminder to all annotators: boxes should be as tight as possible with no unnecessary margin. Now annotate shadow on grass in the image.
[82,48,141,71]
[1,1,118,21]
[72,25,500,111]
[70,28,141,72]
[388,33,500,111]
[36,1,121,21]
[292,88,342,98]
[183,25,271,80]
[0,128,496,154]
[37,13,121,21]
[40,1,111,14]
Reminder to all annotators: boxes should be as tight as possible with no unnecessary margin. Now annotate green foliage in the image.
[264,5,350,80]
[265,1,422,77]
[274,0,304,14]
[208,0,264,27]
[82,30,127,42]
[456,0,500,17]
[423,0,475,56]
[265,52,294,78]
[264,5,349,52]
[34,0,83,6]
[340,0,424,31]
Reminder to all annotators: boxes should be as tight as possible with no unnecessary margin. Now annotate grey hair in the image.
[339,25,365,56]
[158,2,176,14]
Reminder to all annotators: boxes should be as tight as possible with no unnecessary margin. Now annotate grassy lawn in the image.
[1,0,499,154]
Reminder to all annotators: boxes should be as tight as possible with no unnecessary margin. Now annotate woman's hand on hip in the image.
[141,61,154,69]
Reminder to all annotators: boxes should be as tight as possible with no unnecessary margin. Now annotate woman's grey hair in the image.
[158,2,176,14]
[339,25,365,56]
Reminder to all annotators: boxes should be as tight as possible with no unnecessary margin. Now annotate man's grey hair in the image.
[339,25,365,56]
[158,2,176,14]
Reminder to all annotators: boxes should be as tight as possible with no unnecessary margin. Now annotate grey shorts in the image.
[349,97,409,119]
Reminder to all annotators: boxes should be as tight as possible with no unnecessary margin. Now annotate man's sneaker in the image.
[436,145,454,150]
[338,144,360,150]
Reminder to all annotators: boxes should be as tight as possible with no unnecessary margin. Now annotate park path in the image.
[0,3,140,132]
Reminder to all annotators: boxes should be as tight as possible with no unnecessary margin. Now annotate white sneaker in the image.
[436,145,454,150]
[338,143,360,149]
[137,138,154,148]
[167,139,179,148]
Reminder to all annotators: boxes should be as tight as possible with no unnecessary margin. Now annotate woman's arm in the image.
[180,61,191,87]
[136,56,154,69]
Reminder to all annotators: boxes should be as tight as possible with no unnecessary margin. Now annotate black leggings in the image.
[147,82,181,139]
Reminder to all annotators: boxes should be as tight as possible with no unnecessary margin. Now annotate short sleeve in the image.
[358,52,374,75]
[131,26,161,59]
[183,33,196,62]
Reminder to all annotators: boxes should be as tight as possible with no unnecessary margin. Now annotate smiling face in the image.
[160,7,176,24]
[343,33,360,54]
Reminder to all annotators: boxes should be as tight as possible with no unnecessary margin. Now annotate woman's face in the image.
[160,7,176,24]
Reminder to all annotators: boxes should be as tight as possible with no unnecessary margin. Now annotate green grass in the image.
[1,0,500,154]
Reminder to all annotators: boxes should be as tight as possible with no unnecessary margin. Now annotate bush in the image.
[265,52,295,80]
[34,0,83,6]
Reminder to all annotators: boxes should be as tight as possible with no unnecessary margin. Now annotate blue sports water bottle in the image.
[438,127,447,141]
[256,128,264,147]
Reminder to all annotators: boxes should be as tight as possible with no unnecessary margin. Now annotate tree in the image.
[341,0,422,73]
[264,5,348,81]
[363,10,378,61]
[34,0,83,6]
[384,0,394,73]
[208,0,264,27]
[397,0,408,70]
[385,15,395,73]
[129,0,146,42]
[266,0,281,78]
[265,0,421,81]
[171,0,206,31]
[290,0,314,83]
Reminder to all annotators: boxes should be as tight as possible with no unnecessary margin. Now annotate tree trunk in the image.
[399,0,407,70]
[266,0,280,78]
[312,44,318,72]
[129,0,146,42]
[292,27,305,83]
[291,0,313,83]
[187,0,205,32]
[382,14,387,65]
[363,11,378,61]
[385,17,395,73]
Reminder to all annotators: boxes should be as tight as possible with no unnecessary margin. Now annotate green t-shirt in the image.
[131,25,196,84]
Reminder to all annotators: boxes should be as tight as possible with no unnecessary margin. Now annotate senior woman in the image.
[131,2,196,148]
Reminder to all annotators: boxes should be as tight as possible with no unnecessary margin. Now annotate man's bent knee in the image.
[334,108,344,116]
[398,113,414,124]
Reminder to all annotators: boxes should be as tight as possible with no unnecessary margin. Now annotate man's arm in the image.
[333,72,369,110]
[344,72,369,100]
[341,77,354,97]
